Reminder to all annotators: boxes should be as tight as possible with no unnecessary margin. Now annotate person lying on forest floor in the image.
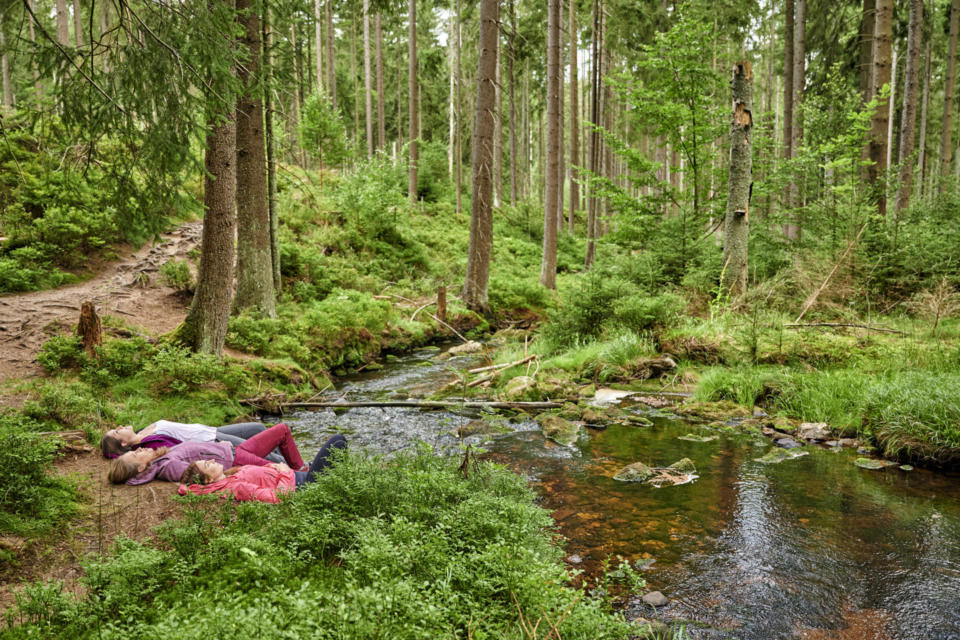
[107,423,309,485]
[100,420,283,463]
[178,434,347,503]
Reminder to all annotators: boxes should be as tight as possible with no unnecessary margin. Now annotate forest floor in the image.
[0,222,204,610]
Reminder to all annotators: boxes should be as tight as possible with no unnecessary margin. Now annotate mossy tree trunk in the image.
[869,0,893,215]
[940,0,960,189]
[540,0,560,290]
[408,0,418,205]
[234,0,276,318]
[568,0,578,233]
[462,0,499,315]
[896,0,923,212]
[722,61,753,298]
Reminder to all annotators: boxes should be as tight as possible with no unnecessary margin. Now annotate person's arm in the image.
[229,481,282,503]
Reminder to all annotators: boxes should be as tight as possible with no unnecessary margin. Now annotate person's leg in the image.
[303,435,347,483]
[215,424,283,462]
[234,423,305,469]
[217,423,267,439]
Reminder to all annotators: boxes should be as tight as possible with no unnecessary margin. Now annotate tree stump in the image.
[436,285,447,323]
[77,301,102,358]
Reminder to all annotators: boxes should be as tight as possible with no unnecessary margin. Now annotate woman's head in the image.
[100,426,138,458]
[106,447,167,484]
[180,459,226,485]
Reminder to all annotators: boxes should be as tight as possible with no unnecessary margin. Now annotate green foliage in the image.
[300,92,350,167]
[142,346,250,396]
[6,450,634,639]
[158,260,195,293]
[36,337,85,374]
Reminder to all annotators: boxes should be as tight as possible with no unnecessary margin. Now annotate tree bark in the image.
[179,79,237,354]
[585,0,600,268]
[541,0,561,289]
[263,7,280,293]
[509,0,517,205]
[569,0,579,233]
[314,0,323,93]
[363,0,373,158]
[786,0,805,239]
[56,0,71,46]
[1,31,11,110]
[918,7,932,193]
[941,0,960,186]
[77,302,102,358]
[28,0,40,95]
[493,42,502,208]
[463,0,499,314]
[350,19,359,146]
[408,0,419,205]
[869,0,893,215]
[72,0,83,47]
[896,0,923,211]
[326,0,336,110]
[722,62,753,298]
[783,0,794,164]
[860,0,876,102]
[375,13,385,150]
[449,14,456,178]
[456,0,463,214]
[234,0,276,317]
[289,23,304,167]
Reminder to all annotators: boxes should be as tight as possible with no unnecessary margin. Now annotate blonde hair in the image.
[107,447,168,484]
[180,461,241,485]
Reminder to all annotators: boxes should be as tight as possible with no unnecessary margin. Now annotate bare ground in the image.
[0,222,204,612]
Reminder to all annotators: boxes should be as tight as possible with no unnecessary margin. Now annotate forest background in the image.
[0,0,959,636]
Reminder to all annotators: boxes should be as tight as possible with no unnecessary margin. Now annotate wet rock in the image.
[857,445,877,455]
[536,414,579,446]
[755,448,809,464]
[678,433,718,442]
[797,422,832,442]
[839,438,859,448]
[566,554,582,564]
[621,413,654,427]
[641,591,669,607]
[559,402,582,420]
[447,340,483,355]
[900,464,914,471]
[504,376,537,400]
[775,437,803,449]
[667,458,696,474]
[592,387,635,405]
[456,419,501,438]
[855,457,899,470]
[613,462,655,483]
[581,407,603,424]
[636,395,673,409]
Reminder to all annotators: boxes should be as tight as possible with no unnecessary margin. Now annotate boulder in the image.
[622,413,654,427]
[457,419,501,438]
[678,433,718,443]
[797,422,832,441]
[592,387,635,405]
[854,457,898,470]
[536,414,579,447]
[775,437,803,449]
[667,458,696,474]
[641,591,669,607]
[613,462,655,483]
[581,407,604,424]
[559,402,582,420]
[447,340,483,356]
[504,376,537,400]
[755,448,809,464]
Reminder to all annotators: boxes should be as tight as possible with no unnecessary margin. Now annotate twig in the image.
[410,301,434,322]
[795,222,868,323]
[468,354,536,374]
[426,312,468,342]
[784,323,905,335]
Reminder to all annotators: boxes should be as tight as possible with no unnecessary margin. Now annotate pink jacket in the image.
[177,465,295,503]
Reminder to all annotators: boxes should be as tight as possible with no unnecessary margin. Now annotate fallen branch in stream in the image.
[467,354,537,374]
[784,323,906,335]
[261,400,563,410]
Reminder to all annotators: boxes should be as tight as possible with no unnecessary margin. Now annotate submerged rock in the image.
[641,591,669,607]
[456,419,504,438]
[678,433,718,442]
[613,462,655,482]
[667,458,697,474]
[900,464,914,471]
[592,387,635,405]
[797,422,832,441]
[854,457,899,470]
[581,407,604,424]
[755,448,809,464]
[559,402,582,420]
[775,437,803,449]
[536,414,579,446]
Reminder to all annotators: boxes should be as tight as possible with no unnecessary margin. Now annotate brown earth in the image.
[0,222,204,612]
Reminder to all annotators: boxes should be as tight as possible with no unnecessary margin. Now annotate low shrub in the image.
[158,259,194,293]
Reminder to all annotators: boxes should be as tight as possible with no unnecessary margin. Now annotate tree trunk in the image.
[449,14,456,178]
[783,0,794,163]
[585,0,600,268]
[869,0,893,214]
[234,0,276,317]
[397,36,404,145]
[314,0,323,93]
[179,80,237,354]
[722,62,753,298]
[456,0,463,214]
[375,13,385,150]
[463,0,499,314]
[918,9,932,193]
[522,60,530,198]
[289,23,304,167]
[569,0,579,232]
[887,43,898,171]
[941,0,960,186]
[1,31,11,110]
[509,0,517,205]
[493,43,502,208]
[363,0,373,158]
[541,0,561,289]
[350,19,359,147]
[72,0,83,47]
[56,0,71,46]
[28,0,40,95]
[860,0,876,102]
[408,0,419,205]
[263,6,280,292]
[326,0,336,110]
[896,0,923,211]
[786,0,805,239]
[77,302,102,358]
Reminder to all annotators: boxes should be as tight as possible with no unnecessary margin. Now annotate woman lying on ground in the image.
[107,423,307,485]
[178,434,347,503]
[100,420,281,462]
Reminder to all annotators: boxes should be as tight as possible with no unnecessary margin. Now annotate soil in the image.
[0,222,204,612]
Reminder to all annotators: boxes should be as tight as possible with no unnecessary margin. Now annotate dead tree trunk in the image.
[722,62,754,298]
[77,302,102,358]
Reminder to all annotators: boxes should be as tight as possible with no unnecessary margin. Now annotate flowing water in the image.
[285,347,960,640]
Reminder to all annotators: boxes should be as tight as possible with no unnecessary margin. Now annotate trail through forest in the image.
[0,222,202,386]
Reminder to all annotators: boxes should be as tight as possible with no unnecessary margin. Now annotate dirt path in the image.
[0,222,202,385]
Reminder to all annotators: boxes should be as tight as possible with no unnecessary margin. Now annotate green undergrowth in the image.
[2,449,639,640]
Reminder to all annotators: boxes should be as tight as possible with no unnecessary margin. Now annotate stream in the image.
[284,346,960,640]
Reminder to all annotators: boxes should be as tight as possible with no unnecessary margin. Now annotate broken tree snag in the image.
[437,285,447,323]
[721,60,753,299]
[77,301,102,358]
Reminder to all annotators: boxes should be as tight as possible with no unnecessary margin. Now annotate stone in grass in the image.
[755,448,810,464]
[613,462,655,483]
[854,457,898,470]
[797,422,832,441]
[678,433,718,443]
[536,414,580,447]
[641,591,670,607]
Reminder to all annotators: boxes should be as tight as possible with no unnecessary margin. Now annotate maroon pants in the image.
[233,423,305,470]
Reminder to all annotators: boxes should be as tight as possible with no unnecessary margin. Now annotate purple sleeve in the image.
[137,435,182,449]
[127,441,234,485]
